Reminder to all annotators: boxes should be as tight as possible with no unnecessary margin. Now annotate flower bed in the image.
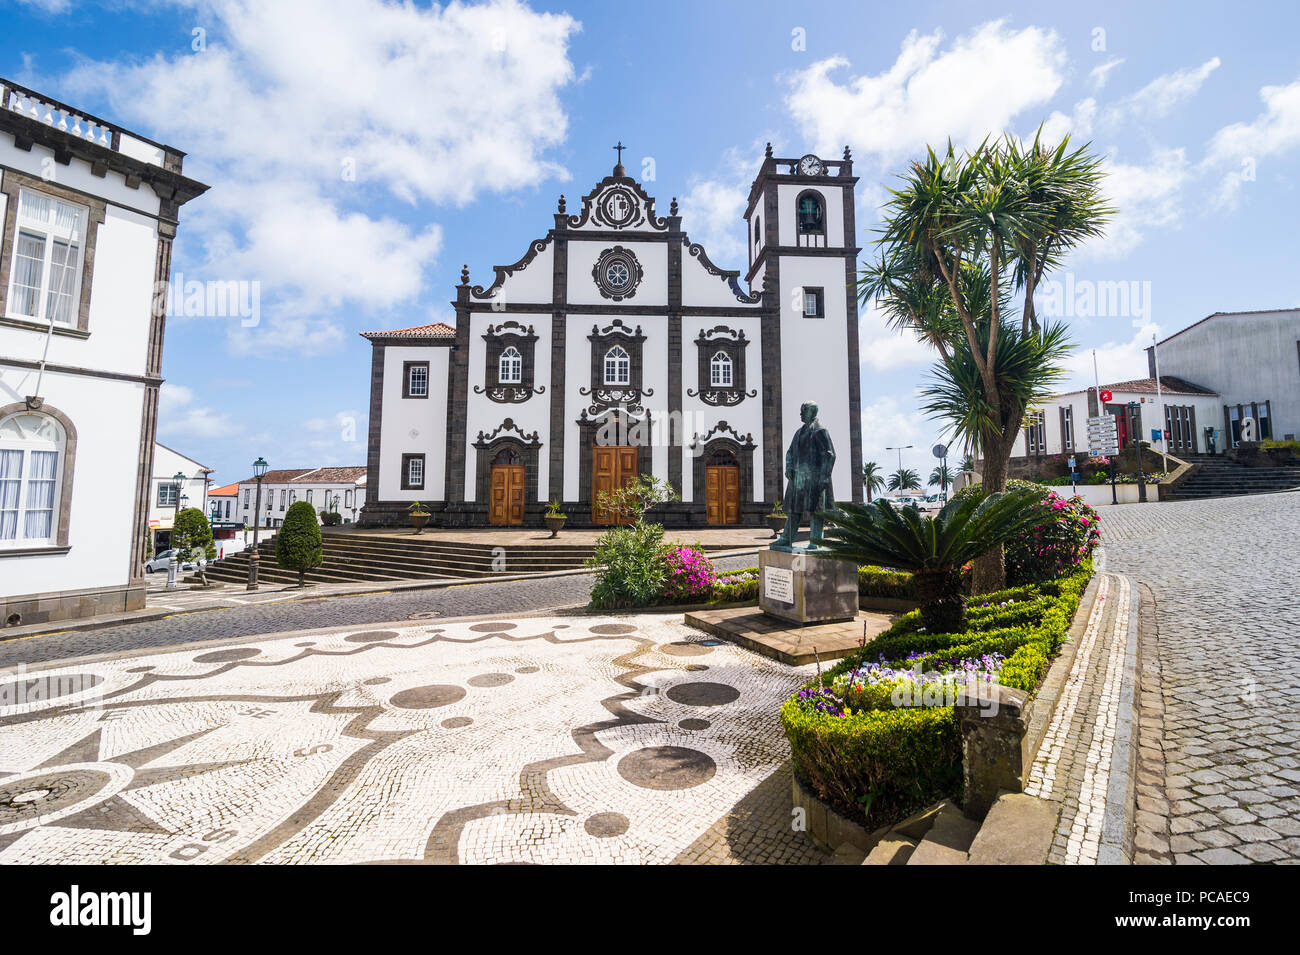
[780,562,1092,830]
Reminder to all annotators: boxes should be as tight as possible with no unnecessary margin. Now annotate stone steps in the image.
[859,800,978,865]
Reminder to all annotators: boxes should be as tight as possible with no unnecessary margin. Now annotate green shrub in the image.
[276,500,323,587]
[711,567,759,602]
[858,565,915,600]
[782,699,962,831]
[172,506,216,586]
[587,521,667,609]
[781,561,1092,828]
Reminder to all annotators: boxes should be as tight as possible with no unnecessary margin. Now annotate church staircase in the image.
[189,532,600,587]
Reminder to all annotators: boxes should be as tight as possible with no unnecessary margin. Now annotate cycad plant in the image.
[818,487,1045,634]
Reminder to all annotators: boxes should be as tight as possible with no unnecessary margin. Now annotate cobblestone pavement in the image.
[0,613,827,864]
[0,556,759,670]
[1102,491,1300,864]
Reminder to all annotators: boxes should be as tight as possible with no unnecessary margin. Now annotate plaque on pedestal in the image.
[759,548,858,625]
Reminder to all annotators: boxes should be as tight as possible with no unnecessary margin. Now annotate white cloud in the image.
[784,20,1067,164]
[1204,77,1300,209]
[1039,97,1097,143]
[1061,321,1162,391]
[1104,57,1220,123]
[678,138,779,271]
[1088,147,1191,258]
[58,0,580,355]
[858,300,934,372]
[158,383,242,439]
[1088,58,1125,92]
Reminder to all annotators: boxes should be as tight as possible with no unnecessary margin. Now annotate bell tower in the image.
[744,145,863,504]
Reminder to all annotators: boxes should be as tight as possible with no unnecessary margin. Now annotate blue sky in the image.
[4,0,1299,485]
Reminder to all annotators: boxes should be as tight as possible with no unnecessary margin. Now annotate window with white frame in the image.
[498,346,523,384]
[1062,406,1075,451]
[406,455,424,488]
[802,287,824,318]
[7,189,87,325]
[306,489,313,504]
[279,489,286,511]
[157,482,178,507]
[604,345,630,385]
[345,489,353,507]
[407,363,428,397]
[709,351,733,387]
[1025,410,1046,455]
[0,412,64,545]
[243,488,251,507]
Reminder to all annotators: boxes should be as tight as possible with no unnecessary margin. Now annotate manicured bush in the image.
[661,544,717,602]
[780,561,1091,828]
[587,521,667,609]
[172,506,216,586]
[858,565,915,600]
[1005,490,1100,585]
[276,500,323,587]
[319,510,341,526]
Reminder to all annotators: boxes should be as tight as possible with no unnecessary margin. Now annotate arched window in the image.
[498,346,522,384]
[0,411,65,545]
[797,191,824,235]
[604,345,630,385]
[492,447,522,467]
[709,351,733,387]
[306,489,313,504]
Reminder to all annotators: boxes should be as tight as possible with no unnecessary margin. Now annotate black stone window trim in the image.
[402,361,429,399]
[801,287,825,318]
[476,320,544,404]
[400,453,426,490]
[581,320,652,413]
[795,189,826,236]
[592,245,644,302]
[687,325,756,407]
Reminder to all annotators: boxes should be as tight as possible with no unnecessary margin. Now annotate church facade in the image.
[360,146,863,528]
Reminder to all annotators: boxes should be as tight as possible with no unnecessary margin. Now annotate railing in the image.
[0,78,173,168]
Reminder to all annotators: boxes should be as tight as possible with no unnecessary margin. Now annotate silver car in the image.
[144,549,204,573]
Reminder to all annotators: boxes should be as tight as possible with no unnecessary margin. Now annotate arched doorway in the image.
[488,447,525,525]
[704,448,740,525]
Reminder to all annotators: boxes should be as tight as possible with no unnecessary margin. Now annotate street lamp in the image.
[885,445,914,472]
[246,456,269,591]
[167,471,186,589]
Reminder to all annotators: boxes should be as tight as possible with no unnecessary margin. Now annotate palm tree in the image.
[862,461,885,502]
[857,133,1111,592]
[959,453,976,474]
[819,489,1046,633]
[929,464,954,492]
[887,468,922,493]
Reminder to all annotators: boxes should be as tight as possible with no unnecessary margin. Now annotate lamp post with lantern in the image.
[166,471,186,589]
[246,457,269,591]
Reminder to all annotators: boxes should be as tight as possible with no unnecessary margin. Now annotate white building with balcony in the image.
[0,79,207,628]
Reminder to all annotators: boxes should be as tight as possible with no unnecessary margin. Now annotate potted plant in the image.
[544,498,567,538]
[766,500,787,538]
[408,500,431,533]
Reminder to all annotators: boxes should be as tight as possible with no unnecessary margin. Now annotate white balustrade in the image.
[4,86,115,149]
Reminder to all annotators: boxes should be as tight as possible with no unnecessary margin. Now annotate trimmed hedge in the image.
[707,564,917,604]
[781,561,1092,829]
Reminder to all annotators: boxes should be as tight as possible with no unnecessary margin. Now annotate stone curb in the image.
[1097,572,1141,864]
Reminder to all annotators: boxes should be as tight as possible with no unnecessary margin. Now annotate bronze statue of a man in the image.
[774,400,836,549]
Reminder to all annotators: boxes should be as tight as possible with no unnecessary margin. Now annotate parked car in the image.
[891,495,922,509]
[144,549,205,574]
[920,492,949,511]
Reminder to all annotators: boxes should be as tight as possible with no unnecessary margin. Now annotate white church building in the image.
[0,79,206,627]
[360,146,865,527]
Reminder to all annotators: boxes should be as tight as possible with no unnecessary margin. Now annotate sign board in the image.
[1152,428,1163,443]
[1099,390,1113,403]
[1068,456,1076,470]
[1086,415,1119,455]
[763,566,794,604]
[931,443,947,459]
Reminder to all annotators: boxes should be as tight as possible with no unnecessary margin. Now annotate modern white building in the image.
[146,442,212,552]
[1144,308,1300,447]
[0,78,206,627]
[1013,377,1223,462]
[236,467,367,528]
[360,146,865,527]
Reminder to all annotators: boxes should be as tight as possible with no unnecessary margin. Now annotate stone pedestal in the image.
[759,548,858,625]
